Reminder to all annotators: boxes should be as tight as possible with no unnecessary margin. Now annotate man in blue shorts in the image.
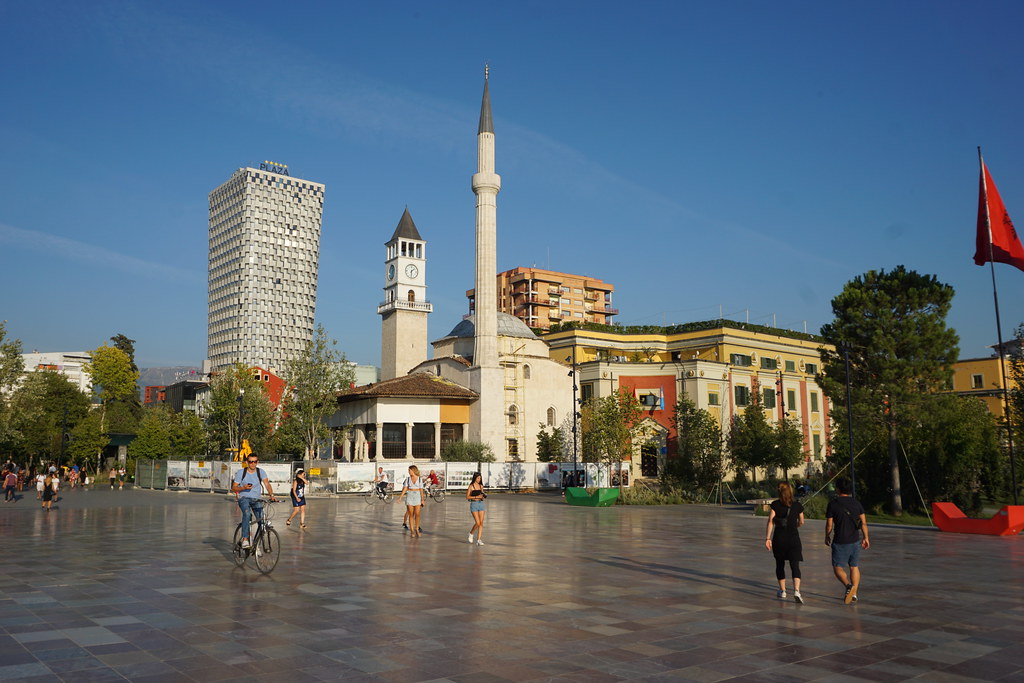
[825,477,870,604]
[232,456,277,548]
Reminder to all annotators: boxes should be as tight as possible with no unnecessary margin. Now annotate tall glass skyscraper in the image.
[207,164,325,373]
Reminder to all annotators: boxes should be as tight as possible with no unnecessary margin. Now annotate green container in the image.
[565,487,621,507]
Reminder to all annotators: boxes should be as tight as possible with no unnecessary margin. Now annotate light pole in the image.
[237,388,245,460]
[566,351,580,487]
[842,344,856,496]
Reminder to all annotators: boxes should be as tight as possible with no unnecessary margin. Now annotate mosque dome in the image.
[443,313,539,340]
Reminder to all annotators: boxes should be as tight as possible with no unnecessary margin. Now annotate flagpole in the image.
[979,147,1019,505]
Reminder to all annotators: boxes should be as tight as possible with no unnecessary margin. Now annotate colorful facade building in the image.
[950,340,1020,419]
[541,321,833,479]
[466,267,616,330]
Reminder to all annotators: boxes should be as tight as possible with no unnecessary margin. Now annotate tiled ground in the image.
[0,487,1022,682]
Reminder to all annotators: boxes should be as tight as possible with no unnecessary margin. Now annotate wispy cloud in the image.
[0,222,203,283]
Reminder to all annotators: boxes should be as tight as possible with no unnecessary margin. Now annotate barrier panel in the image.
[166,460,188,489]
[211,461,234,493]
[187,461,213,491]
[302,462,338,496]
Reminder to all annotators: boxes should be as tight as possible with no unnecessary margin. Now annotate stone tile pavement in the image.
[0,487,1022,681]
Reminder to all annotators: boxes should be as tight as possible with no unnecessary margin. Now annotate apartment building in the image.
[466,267,616,330]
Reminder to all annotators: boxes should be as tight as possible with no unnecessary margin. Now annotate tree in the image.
[280,325,356,459]
[206,364,276,457]
[67,411,107,466]
[729,382,775,483]
[131,409,173,460]
[440,441,495,462]
[174,411,208,458]
[0,322,25,452]
[671,395,724,490]
[110,333,139,374]
[535,424,565,462]
[7,371,91,464]
[580,389,641,484]
[772,416,805,481]
[819,266,958,515]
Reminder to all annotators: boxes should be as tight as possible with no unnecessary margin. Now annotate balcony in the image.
[515,295,556,306]
[598,307,619,316]
[377,299,434,315]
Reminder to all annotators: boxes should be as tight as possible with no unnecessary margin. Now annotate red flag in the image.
[975,159,1024,272]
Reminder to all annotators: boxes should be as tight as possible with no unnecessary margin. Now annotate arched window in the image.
[546,407,556,426]
[407,290,415,302]
[523,364,531,380]
[507,405,518,426]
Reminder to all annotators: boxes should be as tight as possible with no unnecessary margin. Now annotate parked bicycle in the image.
[365,484,394,505]
[232,498,280,573]
[424,484,445,503]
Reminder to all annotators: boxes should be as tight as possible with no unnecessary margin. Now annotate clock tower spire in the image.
[379,208,431,380]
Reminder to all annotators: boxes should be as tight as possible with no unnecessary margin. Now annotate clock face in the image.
[405,264,419,279]
[387,264,396,281]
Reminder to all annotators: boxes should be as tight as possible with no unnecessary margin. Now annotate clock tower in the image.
[379,208,432,380]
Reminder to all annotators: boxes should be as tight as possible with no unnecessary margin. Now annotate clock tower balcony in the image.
[378,299,434,315]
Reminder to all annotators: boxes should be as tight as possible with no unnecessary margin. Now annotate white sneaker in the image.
[476,540,485,546]
[241,539,251,549]
[794,591,803,604]
[777,590,786,600]
[468,534,475,544]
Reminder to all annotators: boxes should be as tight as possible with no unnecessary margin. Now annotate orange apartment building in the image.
[466,267,617,330]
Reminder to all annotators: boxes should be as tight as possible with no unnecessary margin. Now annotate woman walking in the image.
[41,472,54,511]
[286,468,308,529]
[398,465,424,537]
[766,481,805,603]
[466,472,486,545]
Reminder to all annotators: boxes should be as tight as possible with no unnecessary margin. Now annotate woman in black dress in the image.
[765,481,804,603]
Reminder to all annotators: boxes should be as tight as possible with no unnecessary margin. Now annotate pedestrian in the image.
[398,465,424,538]
[765,481,804,603]
[3,469,16,502]
[466,472,486,545]
[109,466,117,489]
[69,466,79,489]
[50,472,60,504]
[41,472,54,511]
[118,466,126,489]
[825,477,870,604]
[286,468,308,529]
[35,471,45,500]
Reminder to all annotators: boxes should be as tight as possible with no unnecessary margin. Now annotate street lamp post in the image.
[842,344,857,496]
[566,351,580,487]
[237,388,245,459]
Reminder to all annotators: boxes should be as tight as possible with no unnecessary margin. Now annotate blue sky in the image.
[3,0,1023,368]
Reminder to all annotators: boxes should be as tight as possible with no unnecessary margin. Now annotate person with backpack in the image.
[398,465,424,538]
[825,477,870,604]
[231,455,278,548]
[765,481,805,603]
[286,468,308,529]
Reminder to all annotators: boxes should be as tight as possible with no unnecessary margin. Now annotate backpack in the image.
[236,467,264,492]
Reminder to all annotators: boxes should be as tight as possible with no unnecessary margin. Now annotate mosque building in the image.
[329,70,573,464]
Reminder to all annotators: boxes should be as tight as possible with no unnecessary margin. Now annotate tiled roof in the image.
[339,372,477,401]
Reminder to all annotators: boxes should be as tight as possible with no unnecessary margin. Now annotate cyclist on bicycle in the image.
[232,455,278,548]
[374,466,389,497]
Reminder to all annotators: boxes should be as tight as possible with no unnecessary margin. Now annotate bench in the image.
[747,498,773,514]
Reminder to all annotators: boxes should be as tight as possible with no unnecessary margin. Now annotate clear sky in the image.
[3,0,1024,368]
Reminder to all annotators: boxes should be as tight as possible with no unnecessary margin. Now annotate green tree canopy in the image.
[7,371,91,463]
[535,424,565,462]
[440,440,495,462]
[819,266,959,514]
[280,325,356,459]
[206,364,276,458]
[580,390,642,469]
[729,383,775,483]
[670,395,724,490]
[0,322,25,452]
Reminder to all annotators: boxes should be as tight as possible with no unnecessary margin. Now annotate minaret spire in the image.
[478,64,493,135]
[469,66,503,454]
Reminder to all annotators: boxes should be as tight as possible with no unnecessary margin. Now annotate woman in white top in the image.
[398,465,424,538]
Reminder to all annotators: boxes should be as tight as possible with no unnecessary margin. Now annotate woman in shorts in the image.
[466,472,486,545]
[398,465,423,538]
[286,468,308,529]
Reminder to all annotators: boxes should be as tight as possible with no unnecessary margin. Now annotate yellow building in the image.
[466,267,616,330]
[541,321,834,479]
[951,351,1018,419]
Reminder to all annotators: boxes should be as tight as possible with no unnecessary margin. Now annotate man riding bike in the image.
[232,455,278,548]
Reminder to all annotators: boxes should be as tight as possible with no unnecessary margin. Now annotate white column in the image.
[405,423,415,460]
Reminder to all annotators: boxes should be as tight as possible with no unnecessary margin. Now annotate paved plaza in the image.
[0,487,1022,682]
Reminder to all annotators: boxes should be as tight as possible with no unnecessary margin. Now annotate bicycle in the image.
[365,484,394,505]
[232,498,281,573]
[424,484,445,503]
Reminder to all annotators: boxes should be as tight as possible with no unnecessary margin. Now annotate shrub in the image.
[440,441,495,462]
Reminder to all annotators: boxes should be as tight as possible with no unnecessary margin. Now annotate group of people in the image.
[1,462,90,509]
[766,476,870,604]
[230,460,488,549]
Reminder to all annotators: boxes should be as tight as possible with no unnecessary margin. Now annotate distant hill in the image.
[138,367,204,388]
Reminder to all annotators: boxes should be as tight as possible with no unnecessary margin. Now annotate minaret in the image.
[379,208,431,380]
[468,66,505,454]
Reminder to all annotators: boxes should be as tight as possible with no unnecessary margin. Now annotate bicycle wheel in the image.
[365,490,378,505]
[382,490,394,504]
[430,489,445,503]
[253,528,280,573]
[232,524,247,567]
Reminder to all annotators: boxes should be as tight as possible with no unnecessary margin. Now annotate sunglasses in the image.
[247,460,258,464]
